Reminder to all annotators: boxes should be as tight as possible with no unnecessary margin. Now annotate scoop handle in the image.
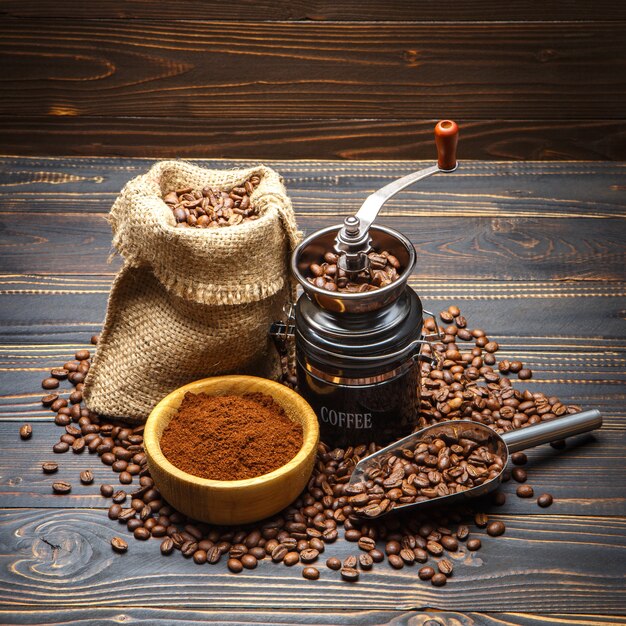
[435,120,459,171]
[501,410,602,453]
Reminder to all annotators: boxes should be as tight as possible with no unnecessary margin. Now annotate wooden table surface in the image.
[0,157,624,625]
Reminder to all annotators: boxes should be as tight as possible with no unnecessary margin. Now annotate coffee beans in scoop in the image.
[163,175,261,228]
[348,428,504,517]
[307,248,401,293]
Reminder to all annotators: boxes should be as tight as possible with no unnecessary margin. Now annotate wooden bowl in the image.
[143,375,320,525]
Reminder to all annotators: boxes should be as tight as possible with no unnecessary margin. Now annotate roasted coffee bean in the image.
[193,550,207,565]
[426,541,443,556]
[100,484,114,497]
[413,548,428,563]
[50,367,69,380]
[241,554,258,569]
[112,490,127,504]
[52,481,71,494]
[431,573,447,587]
[438,558,454,576]
[492,491,507,506]
[80,470,94,484]
[160,538,175,555]
[466,538,482,551]
[271,545,288,562]
[359,553,374,570]
[119,471,133,485]
[357,536,376,551]
[72,438,86,453]
[474,513,489,528]
[456,525,470,541]
[388,554,404,569]
[385,540,401,555]
[512,468,527,483]
[19,424,32,440]
[108,504,122,520]
[486,521,506,537]
[511,452,528,465]
[300,548,319,563]
[368,548,384,563]
[419,566,435,580]
[518,368,533,380]
[344,529,361,542]
[326,556,342,570]
[42,462,59,474]
[516,484,534,498]
[509,360,523,373]
[111,537,128,553]
[227,558,243,573]
[283,551,299,566]
[134,527,151,541]
[440,310,454,323]
[441,535,458,551]
[340,567,359,582]
[75,349,90,361]
[302,566,320,580]
[42,377,60,390]
[399,548,415,564]
[343,555,358,569]
[537,493,554,508]
[42,393,59,407]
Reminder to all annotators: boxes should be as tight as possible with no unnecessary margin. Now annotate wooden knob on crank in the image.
[435,120,458,171]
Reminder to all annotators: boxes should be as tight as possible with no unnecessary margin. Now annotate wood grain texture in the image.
[1,21,624,121]
[3,0,626,21]
[2,608,626,626]
[2,118,625,160]
[0,508,625,612]
[0,156,625,620]
[1,422,623,515]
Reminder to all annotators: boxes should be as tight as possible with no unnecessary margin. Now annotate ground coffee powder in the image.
[159,392,303,481]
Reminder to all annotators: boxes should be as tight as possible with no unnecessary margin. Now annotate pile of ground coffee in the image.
[159,392,303,481]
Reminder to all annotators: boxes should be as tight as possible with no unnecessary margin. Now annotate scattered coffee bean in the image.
[326,557,342,570]
[419,566,435,580]
[42,377,60,390]
[340,567,359,582]
[474,513,489,528]
[111,537,128,553]
[80,470,94,484]
[512,468,528,483]
[42,462,59,474]
[467,538,482,551]
[516,484,534,498]
[438,559,454,576]
[303,566,320,580]
[388,554,404,569]
[359,553,374,570]
[75,349,90,361]
[100,484,114,497]
[431,573,447,587]
[227,558,243,573]
[511,452,528,466]
[537,493,554,508]
[52,481,71,494]
[550,439,567,450]
[161,538,175,555]
[42,393,59,407]
[283,552,299,566]
[19,424,32,440]
[486,521,506,537]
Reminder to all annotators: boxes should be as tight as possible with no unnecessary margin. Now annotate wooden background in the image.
[1,2,625,159]
[0,156,624,624]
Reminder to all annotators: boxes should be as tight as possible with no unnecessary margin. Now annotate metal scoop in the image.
[348,409,602,518]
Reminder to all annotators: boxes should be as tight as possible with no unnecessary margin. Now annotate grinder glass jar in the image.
[285,224,437,448]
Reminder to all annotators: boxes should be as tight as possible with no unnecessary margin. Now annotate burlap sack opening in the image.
[84,161,300,422]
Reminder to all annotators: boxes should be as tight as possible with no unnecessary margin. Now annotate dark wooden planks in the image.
[2,608,626,626]
[3,0,626,21]
[0,507,624,611]
[1,21,624,121]
[2,421,623,514]
[2,212,625,279]
[2,118,626,160]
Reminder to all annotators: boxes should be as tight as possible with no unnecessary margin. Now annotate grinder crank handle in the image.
[501,409,602,454]
[353,120,459,235]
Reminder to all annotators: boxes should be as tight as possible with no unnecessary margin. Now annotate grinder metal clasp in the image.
[335,120,459,276]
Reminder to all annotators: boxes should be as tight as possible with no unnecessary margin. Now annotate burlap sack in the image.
[84,161,300,422]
